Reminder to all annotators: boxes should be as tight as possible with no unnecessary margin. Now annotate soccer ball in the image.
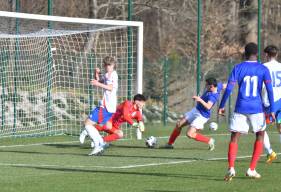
[145,136,157,148]
[209,122,218,131]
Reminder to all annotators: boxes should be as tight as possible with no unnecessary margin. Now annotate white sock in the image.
[85,125,103,148]
[136,128,142,140]
[264,131,273,154]
[81,129,88,136]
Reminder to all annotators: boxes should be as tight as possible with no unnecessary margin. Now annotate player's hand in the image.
[95,68,101,74]
[132,122,139,128]
[192,96,202,102]
[270,112,276,123]
[218,108,225,116]
[90,79,99,86]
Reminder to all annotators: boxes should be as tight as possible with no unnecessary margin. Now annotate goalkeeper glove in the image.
[132,122,145,132]
[132,122,139,128]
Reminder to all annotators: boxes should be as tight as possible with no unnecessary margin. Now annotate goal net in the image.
[0,11,143,139]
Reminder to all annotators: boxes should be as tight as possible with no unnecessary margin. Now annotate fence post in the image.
[163,56,169,126]
[88,53,95,112]
[227,58,233,123]
[1,51,7,130]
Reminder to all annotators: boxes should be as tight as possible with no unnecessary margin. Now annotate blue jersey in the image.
[219,61,274,114]
[196,82,223,118]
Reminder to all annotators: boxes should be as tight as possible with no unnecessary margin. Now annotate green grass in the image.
[1,123,281,192]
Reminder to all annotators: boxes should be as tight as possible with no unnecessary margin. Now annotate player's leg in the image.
[187,127,213,145]
[225,112,248,181]
[165,117,188,148]
[264,131,277,163]
[164,108,197,149]
[186,112,213,150]
[247,113,266,178]
[224,131,240,181]
[276,111,281,143]
[80,107,101,144]
[103,126,123,143]
[85,120,105,156]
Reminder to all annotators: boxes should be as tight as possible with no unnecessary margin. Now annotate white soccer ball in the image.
[145,136,157,148]
[209,122,218,131]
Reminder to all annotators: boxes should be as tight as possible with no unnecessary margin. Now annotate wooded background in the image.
[1,0,281,114]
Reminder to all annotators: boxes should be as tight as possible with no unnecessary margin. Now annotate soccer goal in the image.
[0,11,143,139]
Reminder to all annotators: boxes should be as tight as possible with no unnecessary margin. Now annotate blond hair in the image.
[103,56,117,67]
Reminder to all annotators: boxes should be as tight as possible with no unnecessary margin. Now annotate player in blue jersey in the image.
[164,77,226,151]
[262,45,281,163]
[219,42,275,181]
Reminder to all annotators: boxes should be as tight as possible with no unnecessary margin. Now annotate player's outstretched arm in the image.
[192,95,214,110]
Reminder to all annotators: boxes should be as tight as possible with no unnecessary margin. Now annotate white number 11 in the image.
[244,76,258,97]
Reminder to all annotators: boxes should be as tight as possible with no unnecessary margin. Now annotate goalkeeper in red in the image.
[88,94,146,155]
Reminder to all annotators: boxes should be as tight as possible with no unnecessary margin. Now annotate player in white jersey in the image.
[262,45,281,163]
[79,56,118,154]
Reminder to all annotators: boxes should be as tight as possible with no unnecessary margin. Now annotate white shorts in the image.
[229,112,266,134]
[184,108,209,129]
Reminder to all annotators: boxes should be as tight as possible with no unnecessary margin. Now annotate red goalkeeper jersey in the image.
[110,100,142,128]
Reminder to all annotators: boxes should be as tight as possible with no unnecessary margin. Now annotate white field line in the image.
[0,133,279,170]
[0,153,278,170]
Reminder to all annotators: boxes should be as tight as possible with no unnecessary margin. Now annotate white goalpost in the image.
[0,11,143,139]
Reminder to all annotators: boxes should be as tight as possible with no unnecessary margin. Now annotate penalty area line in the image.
[0,153,278,170]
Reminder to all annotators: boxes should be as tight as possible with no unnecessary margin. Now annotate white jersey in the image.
[101,70,118,113]
[263,59,281,111]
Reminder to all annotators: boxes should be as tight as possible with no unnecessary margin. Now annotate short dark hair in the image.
[133,94,146,102]
[205,77,217,87]
[264,45,278,57]
[245,42,258,59]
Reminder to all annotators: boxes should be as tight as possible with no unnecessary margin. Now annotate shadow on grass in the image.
[11,164,225,182]
[0,149,85,156]
[44,143,90,149]
[0,148,204,161]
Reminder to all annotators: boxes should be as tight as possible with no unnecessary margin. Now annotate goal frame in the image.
[0,10,143,94]
[0,11,144,139]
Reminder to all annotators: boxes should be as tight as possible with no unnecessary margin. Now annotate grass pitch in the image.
[0,123,281,192]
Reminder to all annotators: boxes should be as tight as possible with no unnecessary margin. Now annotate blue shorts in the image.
[88,107,113,125]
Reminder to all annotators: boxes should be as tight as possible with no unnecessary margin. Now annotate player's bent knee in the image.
[186,132,193,139]
[115,130,124,138]
[186,130,196,139]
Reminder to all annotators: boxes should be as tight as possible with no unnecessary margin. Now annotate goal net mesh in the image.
[0,15,139,138]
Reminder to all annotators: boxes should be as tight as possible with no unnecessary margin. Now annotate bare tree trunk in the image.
[263,0,269,47]
[156,8,162,54]
[240,0,258,43]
